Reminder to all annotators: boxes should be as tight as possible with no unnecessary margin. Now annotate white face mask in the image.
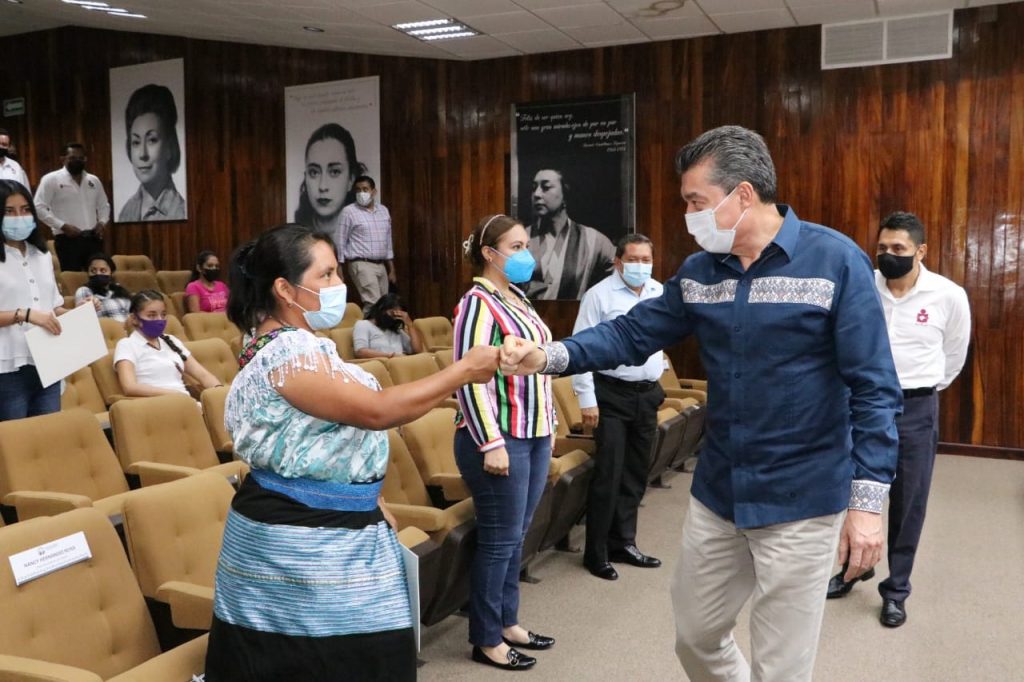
[355,191,372,207]
[684,186,748,254]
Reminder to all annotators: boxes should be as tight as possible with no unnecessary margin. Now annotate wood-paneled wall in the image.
[2,4,1022,450]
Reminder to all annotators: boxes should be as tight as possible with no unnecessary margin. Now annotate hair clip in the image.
[461,234,474,257]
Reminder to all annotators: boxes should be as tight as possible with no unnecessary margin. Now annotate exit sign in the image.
[3,98,25,117]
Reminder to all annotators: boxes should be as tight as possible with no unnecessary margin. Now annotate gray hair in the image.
[674,125,777,203]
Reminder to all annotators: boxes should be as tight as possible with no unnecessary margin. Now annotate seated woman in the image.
[352,293,425,359]
[184,250,230,313]
[74,253,132,322]
[114,289,222,397]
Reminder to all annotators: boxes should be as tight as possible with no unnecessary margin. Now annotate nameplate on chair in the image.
[8,531,92,586]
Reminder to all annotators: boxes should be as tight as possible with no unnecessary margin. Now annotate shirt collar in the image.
[611,268,658,295]
[139,182,179,219]
[875,262,939,298]
[473,276,528,302]
[715,204,798,270]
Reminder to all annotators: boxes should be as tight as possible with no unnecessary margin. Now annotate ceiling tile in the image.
[534,3,625,28]
[710,8,797,33]
[696,0,787,13]
[422,0,522,16]
[788,1,878,25]
[877,0,964,14]
[435,34,522,57]
[632,14,720,38]
[564,21,648,44]
[495,27,583,51]
[511,0,605,9]
[350,1,448,25]
[462,11,553,34]
[605,0,704,20]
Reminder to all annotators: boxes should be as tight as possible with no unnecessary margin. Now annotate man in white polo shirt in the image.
[0,128,30,191]
[34,142,110,272]
[826,211,970,629]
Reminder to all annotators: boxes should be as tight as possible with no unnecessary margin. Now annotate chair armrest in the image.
[128,461,201,487]
[664,387,706,403]
[0,654,102,682]
[396,526,432,549]
[677,378,708,392]
[207,460,250,485]
[660,397,687,413]
[383,503,445,532]
[427,473,470,502]
[156,581,214,630]
[106,634,207,682]
[3,490,93,521]
[439,497,475,529]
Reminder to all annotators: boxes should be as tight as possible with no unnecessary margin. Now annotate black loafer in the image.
[608,545,662,568]
[880,598,907,628]
[826,567,875,599]
[472,646,537,671]
[503,631,555,651]
[584,561,619,580]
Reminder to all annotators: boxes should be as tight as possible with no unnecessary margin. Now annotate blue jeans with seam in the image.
[0,365,60,422]
[455,428,550,647]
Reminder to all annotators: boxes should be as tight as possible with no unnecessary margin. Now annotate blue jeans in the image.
[455,428,550,647]
[0,365,60,422]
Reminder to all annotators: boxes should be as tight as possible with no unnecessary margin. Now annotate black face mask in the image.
[203,268,221,281]
[375,312,403,332]
[0,148,7,159]
[877,253,916,280]
[66,160,86,175]
[88,274,111,290]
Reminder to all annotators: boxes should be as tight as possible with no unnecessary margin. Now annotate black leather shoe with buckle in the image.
[503,632,555,651]
[472,646,537,671]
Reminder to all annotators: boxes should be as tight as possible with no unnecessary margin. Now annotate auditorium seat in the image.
[156,269,191,294]
[394,526,443,626]
[540,447,594,551]
[121,473,234,646]
[0,409,137,523]
[117,270,160,294]
[434,347,454,369]
[327,326,357,361]
[339,301,362,329]
[385,352,441,384]
[109,393,249,487]
[61,366,110,429]
[91,351,130,407]
[58,269,87,296]
[49,242,60,276]
[660,356,708,404]
[412,316,454,351]
[382,429,475,626]
[99,316,128,350]
[398,407,469,505]
[113,253,157,274]
[647,407,690,485]
[164,313,188,340]
[183,338,238,387]
[63,294,75,309]
[182,312,241,347]
[200,386,233,458]
[358,358,392,388]
[551,376,591,435]
[169,291,186,318]
[0,507,208,681]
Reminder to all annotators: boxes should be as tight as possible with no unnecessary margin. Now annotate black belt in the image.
[902,387,935,398]
[595,373,659,392]
[347,258,386,265]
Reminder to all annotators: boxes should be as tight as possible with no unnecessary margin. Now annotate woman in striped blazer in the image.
[452,214,557,672]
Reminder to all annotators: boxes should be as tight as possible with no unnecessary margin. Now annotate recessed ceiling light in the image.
[303,26,325,33]
[393,18,478,42]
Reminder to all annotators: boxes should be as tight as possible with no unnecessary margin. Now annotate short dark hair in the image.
[464,214,522,269]
[0,180,47,263]
[353,175,376,190]
[879,212,926,246]
[124,84,181,174]
[227,224,336,332]
[674,125,777,203]
[0,128,9,137]
[615,233,654,259]
[189,250,217,282]
[63,142,85,155]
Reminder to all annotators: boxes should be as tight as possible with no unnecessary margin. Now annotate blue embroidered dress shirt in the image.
[545,206,902,528]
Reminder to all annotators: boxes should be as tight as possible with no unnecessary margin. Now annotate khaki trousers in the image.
[347,260,388,312]
[671,497,844,682]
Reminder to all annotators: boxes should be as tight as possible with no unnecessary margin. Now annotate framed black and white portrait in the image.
[511,95,636,301]
[109,58,188,223]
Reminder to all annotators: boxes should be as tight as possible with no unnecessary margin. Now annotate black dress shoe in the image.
[826,567,876,599]
[880,599,907,628]
[608,545,662,568]
[503,631,555,650]
[584,560,619,580]
[471,646,537,671]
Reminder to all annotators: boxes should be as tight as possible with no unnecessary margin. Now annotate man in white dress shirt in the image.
[826,211,971,628]
[572,233,665,581]
[34,142,110,272]
[0,129,31,191]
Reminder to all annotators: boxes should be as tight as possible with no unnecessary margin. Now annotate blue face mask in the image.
[489,247,536,284]
[2,215,36,242]
[621,262,652,288]
[296,283,348,330]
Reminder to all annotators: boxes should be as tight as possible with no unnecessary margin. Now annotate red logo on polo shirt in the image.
[916,309,929,324]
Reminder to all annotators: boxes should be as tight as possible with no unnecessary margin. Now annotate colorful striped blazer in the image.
[453,277,555,452]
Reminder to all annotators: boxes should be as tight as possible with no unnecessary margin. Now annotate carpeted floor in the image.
[418,454,1024,681]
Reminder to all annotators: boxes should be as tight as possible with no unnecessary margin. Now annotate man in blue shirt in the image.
[502,125,901,681]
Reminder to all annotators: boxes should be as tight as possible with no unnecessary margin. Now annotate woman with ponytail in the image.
[114,289,222,397]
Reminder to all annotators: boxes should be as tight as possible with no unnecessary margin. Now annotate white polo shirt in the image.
[0,157,30,191]
[571,269,665,409]
[113,331,191,395]
[34,168,110,235]
[875,263,971,391]
[0,243,63,373]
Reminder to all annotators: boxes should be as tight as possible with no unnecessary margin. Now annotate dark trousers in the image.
[584,375,664,565]
[454,429,550,646]
[54,232,103,273]
[879,391,939,602]
[0,365,60,422]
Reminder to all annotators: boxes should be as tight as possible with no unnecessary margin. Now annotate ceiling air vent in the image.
[822,11,952,70]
